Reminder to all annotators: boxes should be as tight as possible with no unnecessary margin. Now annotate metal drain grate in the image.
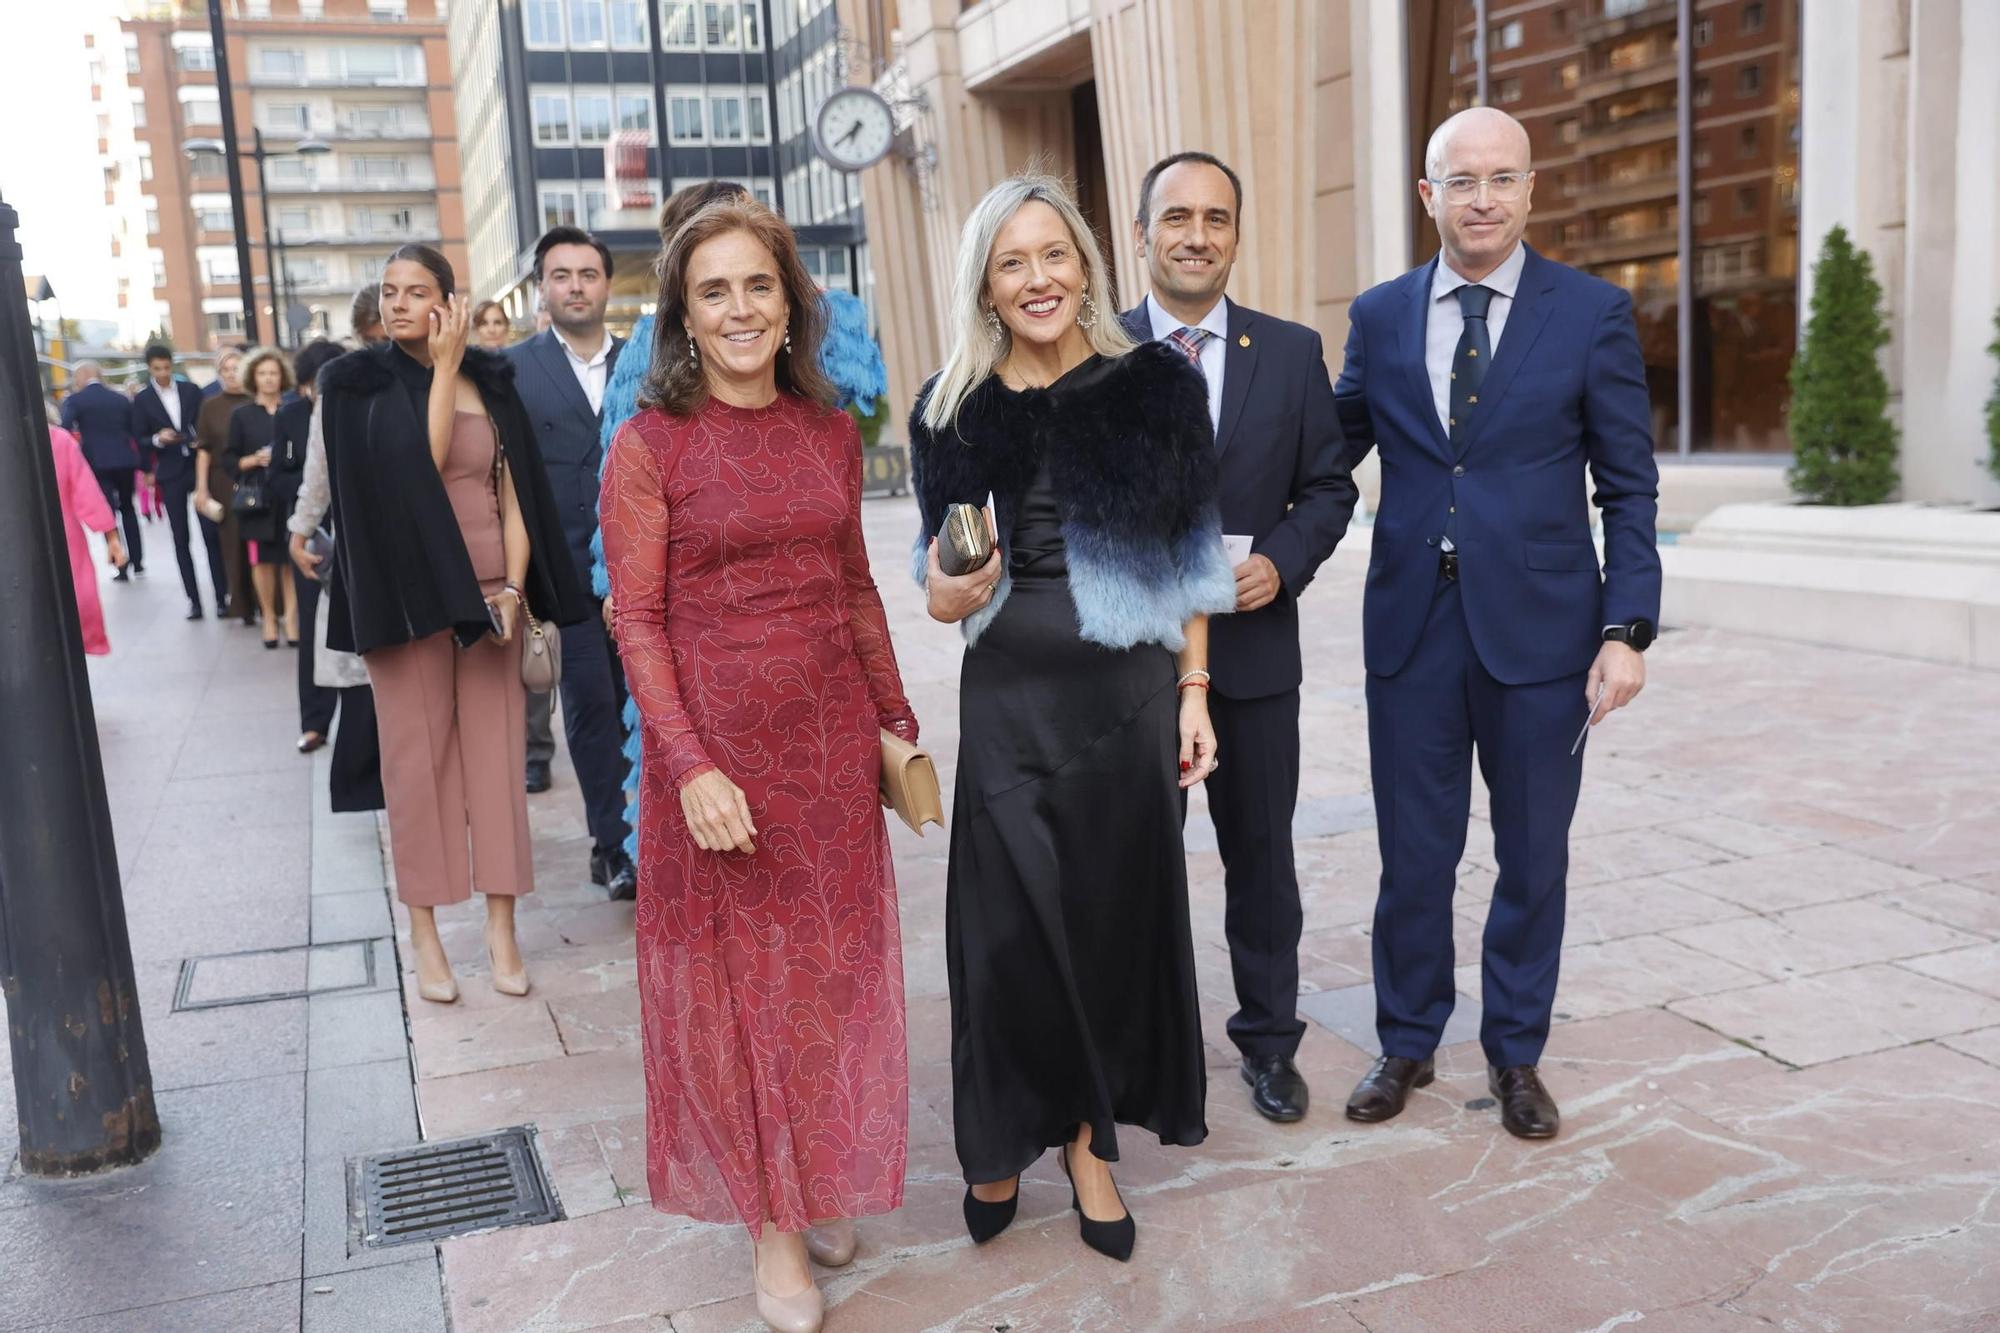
[348,1126,563,1251]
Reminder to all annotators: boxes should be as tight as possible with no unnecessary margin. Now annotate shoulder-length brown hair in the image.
[641,201,835,416]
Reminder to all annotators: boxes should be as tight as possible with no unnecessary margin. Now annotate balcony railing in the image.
[1577,53,1677,100]
[281,228,443,247]
[265,175,436,195]
[1586,169,1679,211]
[258,123,433,143]
[1567,227,1680,265]
[1578,0,1676,44]
[247,72,424,89]
[1580,108,1679,153]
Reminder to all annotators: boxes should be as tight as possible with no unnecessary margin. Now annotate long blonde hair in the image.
[920,172,1133,432]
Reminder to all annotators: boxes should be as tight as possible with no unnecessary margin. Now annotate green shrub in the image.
[1787,226,1898,505]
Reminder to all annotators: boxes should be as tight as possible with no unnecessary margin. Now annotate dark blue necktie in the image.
[1449,283,1494,455]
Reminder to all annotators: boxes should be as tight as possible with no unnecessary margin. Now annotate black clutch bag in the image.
[938,502,994,577]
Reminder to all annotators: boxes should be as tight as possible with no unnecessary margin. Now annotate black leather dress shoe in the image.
[186,603,204,620]
[1344,1055,1435,1123]
[1241,1055,1309,1122]
[525,760,552,794]
[1488,1065,1560,1139]
[112,568,130,582]
[604,850,637,902]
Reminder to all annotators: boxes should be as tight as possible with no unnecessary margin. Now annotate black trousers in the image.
[293,572,338,735]
[158,473,202,604]
[92,466,144,570]
[557,610,633,852]
[329,683,384,814]
[1204,687,1306,1060]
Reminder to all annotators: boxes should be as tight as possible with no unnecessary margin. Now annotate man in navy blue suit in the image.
[1334,108,1660,1140]
[506,226,636,899]
[61,362,147,583]
[130,344,219,618]
[1122,152,1360,1123]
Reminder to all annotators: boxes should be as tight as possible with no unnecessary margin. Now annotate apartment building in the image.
[450,0,869,331]
[120,0,465,351]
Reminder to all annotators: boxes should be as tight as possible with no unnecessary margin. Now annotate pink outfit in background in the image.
[49,425,116,655]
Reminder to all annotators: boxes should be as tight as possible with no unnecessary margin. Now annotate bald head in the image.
[1419,107,1536,281]
[1424,107,1531,181]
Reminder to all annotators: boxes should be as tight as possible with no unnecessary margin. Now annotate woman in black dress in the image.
[270,339,345,751]
[910,174,1237,1263]
[227,347,298,648]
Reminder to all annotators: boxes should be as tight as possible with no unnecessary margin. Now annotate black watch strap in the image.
[1604,619,1655,652]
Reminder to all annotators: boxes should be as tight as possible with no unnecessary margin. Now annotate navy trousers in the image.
[1365,577,1587,1069]
[1205,688,1307,1060]
[557,607,632,854]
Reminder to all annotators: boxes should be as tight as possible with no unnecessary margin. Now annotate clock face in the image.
[814,89,896,173]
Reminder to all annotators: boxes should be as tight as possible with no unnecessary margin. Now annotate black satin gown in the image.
[946,457,1208,1184]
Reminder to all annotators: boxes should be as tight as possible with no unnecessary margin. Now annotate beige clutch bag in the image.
[879,730,944,835]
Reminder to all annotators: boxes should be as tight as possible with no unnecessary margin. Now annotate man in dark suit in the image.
[61,362,147,583]
[130,343,219,618]
[1121,152,1360,1123]
[1334,108,1660,1140]
[506,226,636,899]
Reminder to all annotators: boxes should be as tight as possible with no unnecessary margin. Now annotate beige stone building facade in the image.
[849,0,2000,509]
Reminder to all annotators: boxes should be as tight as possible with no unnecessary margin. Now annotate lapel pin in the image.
[1238,334,1251,348]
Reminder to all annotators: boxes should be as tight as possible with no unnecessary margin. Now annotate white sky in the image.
[0,1,127,325]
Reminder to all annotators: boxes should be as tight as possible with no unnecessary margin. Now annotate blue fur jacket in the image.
[909,341,1237,651]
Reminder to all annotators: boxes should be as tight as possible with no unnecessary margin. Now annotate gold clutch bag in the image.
[938,502,994,577]
[879,730,944,835]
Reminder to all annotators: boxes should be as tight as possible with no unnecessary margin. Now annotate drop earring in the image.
[984,305,1004,342]
[686,332,698,365]
[783,328,793,355]
[1078,290,1099,330]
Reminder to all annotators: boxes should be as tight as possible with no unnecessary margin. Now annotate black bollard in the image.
[0,196,161,1174]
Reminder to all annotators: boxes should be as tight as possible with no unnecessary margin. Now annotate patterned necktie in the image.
[1167,325,1212,366]
[1449,284,1494,453]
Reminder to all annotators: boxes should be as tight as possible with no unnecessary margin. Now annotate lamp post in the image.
[185,132,329,350]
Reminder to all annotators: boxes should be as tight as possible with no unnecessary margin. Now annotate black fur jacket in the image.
[318,342,587,656]
[908,341,1236,650]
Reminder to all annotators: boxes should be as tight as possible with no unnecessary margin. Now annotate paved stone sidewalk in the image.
[400,498,2000,1332]
[0,557,445,1331]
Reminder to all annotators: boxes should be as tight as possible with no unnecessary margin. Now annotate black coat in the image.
[130,378,207,484]
[317,343,588,656]
[504,329,623,589]
[1120,299,1359,699]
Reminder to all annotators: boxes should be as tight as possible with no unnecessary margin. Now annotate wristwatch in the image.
[1603,619,1655,652]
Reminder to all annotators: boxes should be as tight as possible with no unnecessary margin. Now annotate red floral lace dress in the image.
[600,393,918,1236]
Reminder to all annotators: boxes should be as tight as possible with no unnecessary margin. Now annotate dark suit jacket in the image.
[506,329,624,591]
[60,382,141,474]
[1334,245,1661,686]
[1121,297,1358,699]
[129,378,207,484]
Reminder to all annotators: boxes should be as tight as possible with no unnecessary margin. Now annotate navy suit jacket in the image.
[1334,246,1661,686]
[129,378,207,484]
[60,382,142,475]
[1121,298,1359,699]
[506,329,624,591]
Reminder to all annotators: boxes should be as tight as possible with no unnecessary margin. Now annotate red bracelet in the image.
[1179,680,1210,691]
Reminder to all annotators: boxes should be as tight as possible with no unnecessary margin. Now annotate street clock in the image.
[813,87,896,172]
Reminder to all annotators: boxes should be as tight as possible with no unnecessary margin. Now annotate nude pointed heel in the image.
[752,1256,823,1333]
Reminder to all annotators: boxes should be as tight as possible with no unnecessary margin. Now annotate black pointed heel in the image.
[962,1181,1019,1244]
[1059,1144,1135,1262]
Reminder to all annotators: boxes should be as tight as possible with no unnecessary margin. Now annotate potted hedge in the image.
[1787,226,1898,505]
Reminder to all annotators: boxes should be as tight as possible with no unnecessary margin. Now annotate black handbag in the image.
[231,471,269,517]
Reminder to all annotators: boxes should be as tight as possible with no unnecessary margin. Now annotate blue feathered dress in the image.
[593,290,890,857]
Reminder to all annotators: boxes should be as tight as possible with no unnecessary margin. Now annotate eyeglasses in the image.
[1430,172,1532,205]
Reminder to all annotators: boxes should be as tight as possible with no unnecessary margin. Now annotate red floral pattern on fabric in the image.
[600,394,917,1235]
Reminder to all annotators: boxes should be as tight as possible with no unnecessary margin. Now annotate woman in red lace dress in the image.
[600,200,918,1333]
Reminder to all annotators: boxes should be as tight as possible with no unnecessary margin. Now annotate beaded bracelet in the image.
[1177,669,1212,688]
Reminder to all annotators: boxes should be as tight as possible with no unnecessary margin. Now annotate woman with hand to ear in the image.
[317,244,585,1007]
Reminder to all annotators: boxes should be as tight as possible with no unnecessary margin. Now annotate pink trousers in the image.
[367,629,534,907]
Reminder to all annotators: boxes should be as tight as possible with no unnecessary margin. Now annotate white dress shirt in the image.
[554,328,611,415]
[1146,294,1229,438]
[151,377,183,436]
[1425,242,1526,436]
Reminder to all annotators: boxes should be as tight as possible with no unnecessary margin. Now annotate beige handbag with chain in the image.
[519,597,561,692]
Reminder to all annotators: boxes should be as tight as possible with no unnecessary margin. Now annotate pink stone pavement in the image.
[396,501,2000,1332]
